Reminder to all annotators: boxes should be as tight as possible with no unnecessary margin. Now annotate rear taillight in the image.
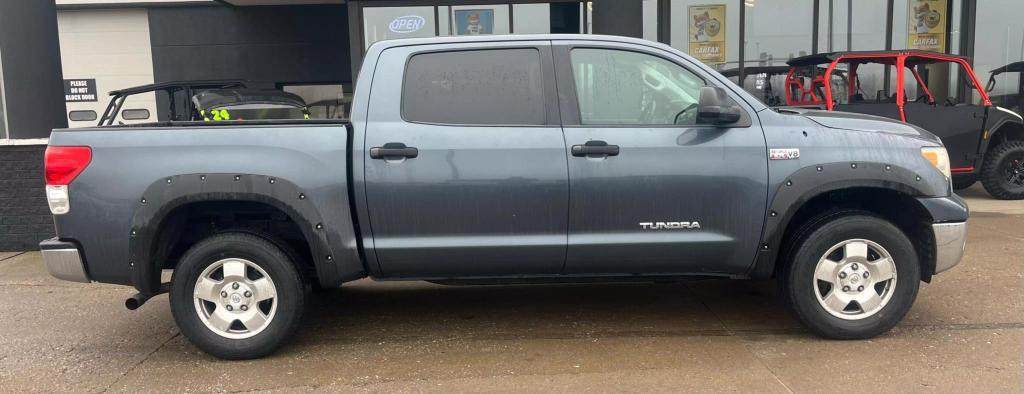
[44,146,91,215]
[45,146,92,185]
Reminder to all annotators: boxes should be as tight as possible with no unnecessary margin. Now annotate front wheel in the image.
[781,212,920,339]
[980,141,1024,200]
[170,232,305,359]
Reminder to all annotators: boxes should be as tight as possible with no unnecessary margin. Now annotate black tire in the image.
[980,141,1024,200]
[951,174,976,190]
[170,232,305,360]
[780,211,920,339]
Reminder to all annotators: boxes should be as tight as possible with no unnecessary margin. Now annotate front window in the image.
[570,48,705,125]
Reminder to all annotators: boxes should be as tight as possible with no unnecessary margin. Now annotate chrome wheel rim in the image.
[193,258,278,339]
[813,239,897,320]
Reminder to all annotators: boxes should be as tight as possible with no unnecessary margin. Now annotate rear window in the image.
[402,48,546,125]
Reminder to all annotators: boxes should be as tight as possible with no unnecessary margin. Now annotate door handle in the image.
[370,142,418,159]
[571,140,619,157]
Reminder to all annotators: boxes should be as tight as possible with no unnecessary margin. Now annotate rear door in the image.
[554,42,768,276]
[363,41,569,278]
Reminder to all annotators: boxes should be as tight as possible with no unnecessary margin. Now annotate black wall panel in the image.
[0,0,67,139]
[148,5,351,119]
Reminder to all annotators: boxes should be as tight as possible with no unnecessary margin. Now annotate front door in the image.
[555,44,769,276]
[903,103,987,169]
[363,42,568,278]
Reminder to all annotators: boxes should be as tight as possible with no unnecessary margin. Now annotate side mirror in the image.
[697,86,742,125]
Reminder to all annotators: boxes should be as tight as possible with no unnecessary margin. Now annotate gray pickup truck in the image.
[41,35,968,360]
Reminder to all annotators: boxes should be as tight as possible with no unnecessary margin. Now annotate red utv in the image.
[721,65,846,108]
[781,51,1024,199]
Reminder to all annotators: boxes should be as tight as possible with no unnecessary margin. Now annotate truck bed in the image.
[47,121,364,291]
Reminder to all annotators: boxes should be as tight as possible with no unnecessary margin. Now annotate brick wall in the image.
[0,144,54,252]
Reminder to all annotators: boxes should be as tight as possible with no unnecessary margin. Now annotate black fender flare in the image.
[747,161,944,279]
[980,110,1024,155]
[128,173,363,295]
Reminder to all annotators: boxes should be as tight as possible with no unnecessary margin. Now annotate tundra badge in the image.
[639,221,702,230]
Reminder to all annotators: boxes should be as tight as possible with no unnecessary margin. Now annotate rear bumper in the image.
[40,238,90,283]
[932,222,967,274]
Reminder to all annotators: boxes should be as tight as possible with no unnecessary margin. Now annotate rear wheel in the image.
[781,212,920,339]
[980,141,1024,200]
[170,232,305,359]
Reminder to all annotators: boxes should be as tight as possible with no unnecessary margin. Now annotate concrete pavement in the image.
[0,191,1021,393]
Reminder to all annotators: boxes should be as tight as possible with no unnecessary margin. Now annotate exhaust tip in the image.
[125,295,143,310]
[125,284,170,310]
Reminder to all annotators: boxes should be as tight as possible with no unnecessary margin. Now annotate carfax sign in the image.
[64,79,98,102]
[688,4,726,65]
[907,0,946,52]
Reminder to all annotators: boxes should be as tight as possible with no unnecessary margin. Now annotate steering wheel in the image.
[673,103,699,125]
[642,70,666,92]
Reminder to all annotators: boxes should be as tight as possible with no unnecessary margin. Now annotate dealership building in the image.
[0,0,1022,250]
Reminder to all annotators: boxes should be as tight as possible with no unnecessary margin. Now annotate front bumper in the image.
[932,222,967,274]
[916,195,969,275]
[40,238,90,283]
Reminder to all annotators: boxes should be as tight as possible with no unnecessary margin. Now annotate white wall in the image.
[58,8,157,127]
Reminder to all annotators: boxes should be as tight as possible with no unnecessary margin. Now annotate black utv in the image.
[987,62,1024,116]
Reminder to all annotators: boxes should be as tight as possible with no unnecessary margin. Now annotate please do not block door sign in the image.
[64,79,98,102]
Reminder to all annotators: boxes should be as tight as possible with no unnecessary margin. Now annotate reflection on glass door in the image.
[363,6,436,49]
[282,84,352,120]
[669,0,739,69]
[361,2,585,50]
[745,0,813,65]
[450,5,510,35]
[513,4,551,34]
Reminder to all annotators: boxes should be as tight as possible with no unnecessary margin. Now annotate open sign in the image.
[389,15,426,33]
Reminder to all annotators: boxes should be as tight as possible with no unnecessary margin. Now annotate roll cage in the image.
[783,51,992,121]
[98,80,248,126]
[986,61,1024,93]
[721,65,845,107]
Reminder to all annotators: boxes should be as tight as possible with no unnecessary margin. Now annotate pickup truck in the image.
[41,35,968,360]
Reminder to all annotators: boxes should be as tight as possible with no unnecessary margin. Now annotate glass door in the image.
[363,6,437,49]
[449,5,511,35]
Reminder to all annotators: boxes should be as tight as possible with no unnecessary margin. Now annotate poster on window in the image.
[454,9,494,35]
[688,4,726,65]
[907,0,946,52]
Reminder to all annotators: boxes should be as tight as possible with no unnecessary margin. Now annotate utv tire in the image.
[980,141,1024,200]
[170,232,305,360]
[780,212,920,339]
[951,174,976,190]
